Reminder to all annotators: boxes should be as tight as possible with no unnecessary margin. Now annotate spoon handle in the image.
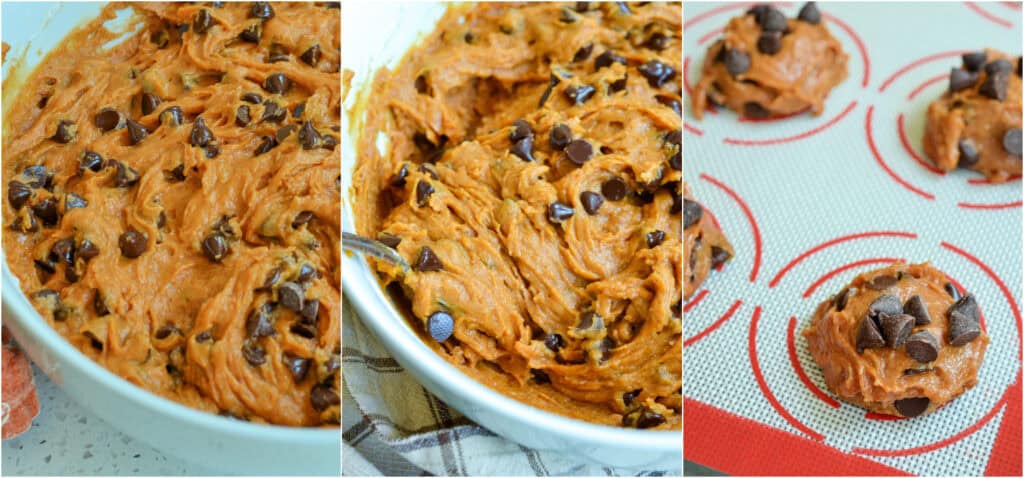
[342,232,410,274]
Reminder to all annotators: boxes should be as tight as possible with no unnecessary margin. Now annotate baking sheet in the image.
[683,2,1022,475]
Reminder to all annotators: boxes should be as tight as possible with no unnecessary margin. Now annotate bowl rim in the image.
[1,258,339,443]
[340,250,681,451]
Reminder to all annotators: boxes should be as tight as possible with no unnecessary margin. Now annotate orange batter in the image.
[352,2,682,429]
[2,2,340,426]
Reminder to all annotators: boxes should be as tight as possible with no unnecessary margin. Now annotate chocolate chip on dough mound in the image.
[692,2,848,119]
[923,49,1022,183]
[803,262,988,418]
[683,184,733,300]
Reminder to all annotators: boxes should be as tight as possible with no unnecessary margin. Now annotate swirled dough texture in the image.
[2,2,341,426]
[803,263,988,418]
[692,4,847,119]
[352,2,682,428]
[923,49,1022,183]
[682,185,732,300]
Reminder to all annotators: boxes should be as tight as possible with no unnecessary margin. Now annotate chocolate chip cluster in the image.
[948,51,1024,166]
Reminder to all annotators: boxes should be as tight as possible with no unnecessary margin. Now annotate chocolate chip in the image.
[581,191,604,215]
[544,333,565,352]
[415,246,443,272]
[894,397,930,418]
[683,199,703,229]
[962,51,987,72]
[301,299,319,322]
[944,282,961,300]
[623,389,641,407]
[266,43,289,63]
[52,120,76,143]
[547,201,574,223]
[321,135,338,150]
[759,7,787,31]
[263,73,290,94]
[834,287,854,311]
[278,281,305,312]
[723,49,750,76]
[573,43,594,62]
[645,32,669,51]
[242,340,266,366]
[710,246,731,268]
[623,406,665,429]
[565,139,593,165]
[126,120,148,145]
[235,105,251,127]
[296,264,317,284]
[510,136,535,162]
[78,239,99,261]
[948,310,982,346]
[958,139,980,168]
[415,180,434,206]
[666,130,683,147]
[193,8,213,34]
[159,106,184,127]
[747,4,770,20]
[905,330,939,363]
[902,295,932,325]
[64,192,87,211]
[577,311,603,332]
[80,151,104,174]
[594,50,627,71]
[985,59,1012,75]
[879,313,914,348]
[310,384,340,411]
[140,93,161,117]
[903,367,932,376]
[549,124,573,150]
[378,232,401,249]
[509,119,533,143]
[242,92,263,104]
[154,325,181,340]
[275,124,296,143]
[867,275,899,290]
[948,292,980,322]
[92,289,109,315]
[292,103,306,118]
[602,178,628,201]
[797,2,821,24]
[22,165,51,189]
[646,230,666,248]
[118,230,148,258]
[7,181,31,210]
[655,95,682,115]
[260,101,287,123]
[255,135,278,155]
[868,293,902,317]
[979,71,1008,101]
[298,121,321,149]
[427,311,454,342]
[564,84,596,104]
[51,237,75,264]
[637,60,676,88]
[202,232,229,262]
[190,117,214,147]
[195,331,212,343]
[757,31,782,55]
[283,353,310,382]
[32,197,59,226]
[538,73,561,108]
[949,67,978,93]
[250,1,274,19]
[855,316,886,352]
[239,22,261,42]
[246,305,275,338]
[94,109,124,132]
[743,102,771,119]
[1003,128,1022,156]
[111,160,140,188]
[300,44,321,66]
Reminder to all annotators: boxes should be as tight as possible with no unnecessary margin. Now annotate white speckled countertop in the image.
[2,366,211,476]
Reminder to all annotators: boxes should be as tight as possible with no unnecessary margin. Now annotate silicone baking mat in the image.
[682,2,1022,475]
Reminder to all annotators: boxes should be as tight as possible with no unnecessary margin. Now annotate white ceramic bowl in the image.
[341,2,681,470]
[2,3,339,475]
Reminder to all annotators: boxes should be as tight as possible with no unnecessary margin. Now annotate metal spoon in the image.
[342,232,409,274]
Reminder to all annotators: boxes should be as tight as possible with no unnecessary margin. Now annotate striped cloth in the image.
[342,297,680,477]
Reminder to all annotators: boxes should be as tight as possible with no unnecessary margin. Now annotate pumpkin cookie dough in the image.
[803,262,988,418]
[2,2,341,426]
[692,2,848,119]
[683,185,732,300]
[923,49,1022,183]
[352,2,682,429]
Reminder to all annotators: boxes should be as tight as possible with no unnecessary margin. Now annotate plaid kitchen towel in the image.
[341,297,681,477]
[2,327,39,439]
